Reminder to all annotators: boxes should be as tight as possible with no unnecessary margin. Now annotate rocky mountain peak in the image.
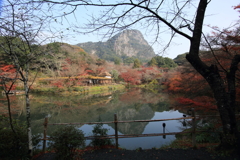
[76,30,155,62]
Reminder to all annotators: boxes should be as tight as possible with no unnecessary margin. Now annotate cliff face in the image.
[76,30,155,61]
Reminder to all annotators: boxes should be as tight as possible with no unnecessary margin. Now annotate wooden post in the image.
[114,113,118,149]
[42,117,48,153]
[191,108,196,148]
[162,123,166,139]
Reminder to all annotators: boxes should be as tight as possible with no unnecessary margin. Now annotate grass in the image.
[31,84,126,95]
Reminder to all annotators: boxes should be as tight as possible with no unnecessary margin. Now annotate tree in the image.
[0,0,62,156]
[123,57,135,65]
[114,57,121,65]
[132,58,141,69]
[165,64,216,113]
[96,58,106,66]
[110,69,119,82]
[150,56,177,68]
[196,26,240,143]
[139,67,161,83]
[148,58,157,67]
[173,53,188,66]
[0,64,18,134]
[120,69,141,85]
[39,0,239,149]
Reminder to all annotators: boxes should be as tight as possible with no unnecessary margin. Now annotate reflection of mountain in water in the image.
[12,88,171,135]
[114,104,154,134]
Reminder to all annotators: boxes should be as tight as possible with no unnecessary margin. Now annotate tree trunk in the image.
[186,0,239,149]
[24,77,33,156]
[6,91,16,134]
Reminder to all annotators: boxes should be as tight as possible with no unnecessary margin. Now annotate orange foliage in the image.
[166,67,209,95]
[0,64,17,91]
[167,25,240,113]
[167,72,183,92]
[176,96,217,111]
[0,64,16,78]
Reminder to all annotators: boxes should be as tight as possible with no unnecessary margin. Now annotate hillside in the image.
[76,30,156,62]
[35,42,97,75]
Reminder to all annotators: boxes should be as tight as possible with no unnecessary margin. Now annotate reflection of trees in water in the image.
[119,88,169,105]
[12,89,171,135]
[0,95,25,115]
[18,94,118,134]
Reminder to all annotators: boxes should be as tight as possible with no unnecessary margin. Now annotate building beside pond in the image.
[85,72,113,85]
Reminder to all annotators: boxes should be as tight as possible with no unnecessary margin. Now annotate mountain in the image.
[76,30,156,62]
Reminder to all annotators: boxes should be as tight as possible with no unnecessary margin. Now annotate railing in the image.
[42,108,197,152]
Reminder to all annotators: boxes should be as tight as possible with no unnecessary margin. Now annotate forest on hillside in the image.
[0,40,178,89]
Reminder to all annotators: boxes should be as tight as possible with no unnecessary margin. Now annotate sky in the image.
[52,0,240,59]
[0,0,2,16]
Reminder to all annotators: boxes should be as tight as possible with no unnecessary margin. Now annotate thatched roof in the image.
[98,72,111,77]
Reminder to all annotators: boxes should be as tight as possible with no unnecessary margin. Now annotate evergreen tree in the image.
[148,57,157,66]
[133,58,141,68]
[114,57,121,65]
[123,57,135,65]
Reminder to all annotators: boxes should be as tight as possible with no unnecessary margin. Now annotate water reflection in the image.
[1,88,185,149]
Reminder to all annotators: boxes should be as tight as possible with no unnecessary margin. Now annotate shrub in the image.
[90,122,113,147]
[195,123,221,143]
[0,126,28,159]
[0,116,41,160]
[49,126,85,160]
[149,79,158,85]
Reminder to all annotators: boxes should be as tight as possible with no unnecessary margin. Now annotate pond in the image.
[1,88,188,150]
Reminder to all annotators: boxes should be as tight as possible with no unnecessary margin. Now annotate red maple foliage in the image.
[138,67,161,83]
[51,80,64,88]
[120,69,141,85]
[0,64,17,91]
[0,64,16,78]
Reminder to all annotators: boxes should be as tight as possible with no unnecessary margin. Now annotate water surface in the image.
[1,88,187,149]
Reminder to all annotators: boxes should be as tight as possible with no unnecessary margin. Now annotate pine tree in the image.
[149,58,157,66]
[133,58,140,68]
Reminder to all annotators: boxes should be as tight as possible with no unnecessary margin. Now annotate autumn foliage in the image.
[119,66,162,85]
[0,65,16,78]
[165,26,240,113]
[120,70,141,85]
[0,64,17,91]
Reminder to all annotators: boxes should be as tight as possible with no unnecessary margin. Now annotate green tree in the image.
[173,52,188,66]
[163,57,178,68]
[123,57,135,65]
[114,57,121,65]
[46,42,61,54]
[49,126,85,159]
[149,56,177,68]
[110,70,119,82]
[90,122,113,147]
[148,57,157,66]
[133,58,141,68]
